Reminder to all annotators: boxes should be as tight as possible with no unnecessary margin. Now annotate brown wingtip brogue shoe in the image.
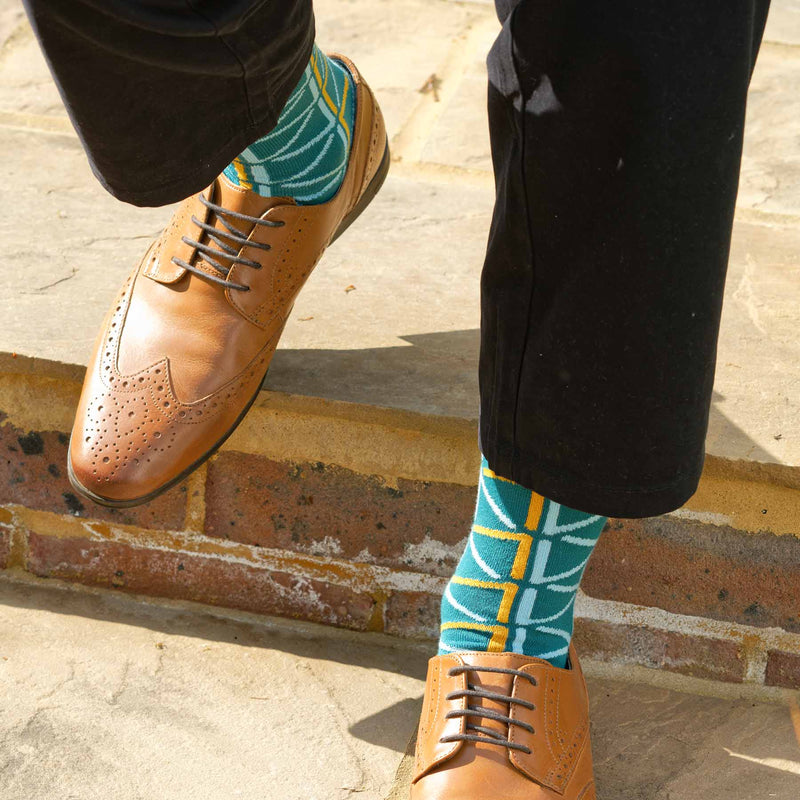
[411,646,596,800]
[68,55,389,507]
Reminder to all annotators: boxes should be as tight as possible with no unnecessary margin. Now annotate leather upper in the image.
[411,648,596,800]
[69,55,387,503]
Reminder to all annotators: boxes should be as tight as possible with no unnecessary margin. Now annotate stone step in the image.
[1,356,799,691]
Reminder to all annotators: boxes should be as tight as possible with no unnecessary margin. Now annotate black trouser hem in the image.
[24,0,315,207]
[482,440,702,519]
[97,113,288,207]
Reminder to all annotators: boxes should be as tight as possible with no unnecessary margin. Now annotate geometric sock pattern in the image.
[438,456,607,668]
[223,43,355,205]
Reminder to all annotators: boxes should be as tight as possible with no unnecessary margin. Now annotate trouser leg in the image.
[22,0,315,206]
[479,0,770,517]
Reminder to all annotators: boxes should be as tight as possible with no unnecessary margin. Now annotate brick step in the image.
[2,358,799,690]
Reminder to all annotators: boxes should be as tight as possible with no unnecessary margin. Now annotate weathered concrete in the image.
[2,577,800,800]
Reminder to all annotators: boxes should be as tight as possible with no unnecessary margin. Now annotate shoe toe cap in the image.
[69,376,183,504]
[69,352,262,505]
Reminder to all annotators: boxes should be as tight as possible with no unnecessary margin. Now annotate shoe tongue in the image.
[461,651,543,676]
[197,176,295,273]
[213,174,293,219]
[472,663,515,694]
[466,667,517,743]
[456,653,543,740]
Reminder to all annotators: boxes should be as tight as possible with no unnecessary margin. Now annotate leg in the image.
[412,2,770,798]
[480,0,771,519]
[28,1,391,505]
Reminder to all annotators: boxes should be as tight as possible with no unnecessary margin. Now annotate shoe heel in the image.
[331,141,391,245]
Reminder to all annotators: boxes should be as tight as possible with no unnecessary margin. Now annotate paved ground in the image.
[2,576,800,800]
[0,0,799,469]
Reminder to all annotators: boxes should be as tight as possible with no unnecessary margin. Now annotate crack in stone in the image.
[302,660,373,794]
[35,661,76,703]
[30,268,78,294]
[81,232,162,247]
[108,659,131,706]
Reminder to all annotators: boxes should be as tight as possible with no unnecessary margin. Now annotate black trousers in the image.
[23,0,770,518]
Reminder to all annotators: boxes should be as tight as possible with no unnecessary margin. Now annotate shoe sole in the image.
[68,141,392,509]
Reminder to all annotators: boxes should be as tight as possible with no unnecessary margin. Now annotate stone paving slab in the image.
[740,44,800,217]
[315,0,485,144]
[0,576,429,800]
[0,0,23,52]
[0,121,489,416]
[765,0,800,46]
[0,127,174,362]
[0,0,799,469]
[419,20,495,173]
[2,577,800,800]
[0,19,63,121]
[711,220,800,467]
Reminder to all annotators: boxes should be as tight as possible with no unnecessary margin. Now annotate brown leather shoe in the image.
[411,647,596,800]
[68,55,388,507]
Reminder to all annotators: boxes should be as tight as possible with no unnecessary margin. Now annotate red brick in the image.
[573,618,746,683]
[25,531,377,630]
[0,529,8,569]
[764,649,800,689]
[0,417,186,529]
[583,517,800,633]
[385,591,441,639]
[205,453,473,576]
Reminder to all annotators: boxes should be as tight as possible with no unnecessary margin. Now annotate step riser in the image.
[1,365,799,689]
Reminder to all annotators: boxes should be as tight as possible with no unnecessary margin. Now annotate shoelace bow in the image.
[171,194,284,292]
[439,665,537,754]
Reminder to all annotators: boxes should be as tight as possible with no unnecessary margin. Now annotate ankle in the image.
[223,44,356,204]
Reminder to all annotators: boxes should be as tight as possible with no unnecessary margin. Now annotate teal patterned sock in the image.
[438,456,607,668]
[223,44,355,204]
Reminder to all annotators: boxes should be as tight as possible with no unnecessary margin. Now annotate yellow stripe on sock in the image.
[311,50,340,119]
[231,157,252,190]
[337,75,351,144]
[451,576,518,624]
[482,466,544,530]
[482,466,514,484]
[440,622,509,652]
[525,493,545,530]
[471,525,533,581]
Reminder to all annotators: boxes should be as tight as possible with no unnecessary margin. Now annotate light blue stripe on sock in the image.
[223,43,356,204]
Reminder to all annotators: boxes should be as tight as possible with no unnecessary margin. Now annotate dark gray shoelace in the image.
[171,193,284,291]
[439,665,537,754]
